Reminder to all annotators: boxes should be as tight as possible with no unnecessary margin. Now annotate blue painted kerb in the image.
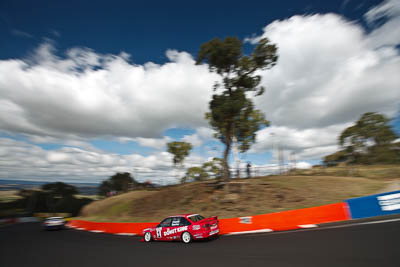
[346,190,400,219]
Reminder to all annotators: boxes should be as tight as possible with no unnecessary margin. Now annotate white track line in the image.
[298,224,317,228]
[226,229,273,235]
[343,218,400,227]
[115,233,136,236]
[268,218,400,235]
[90,230,104,233]
[312,218,400,231]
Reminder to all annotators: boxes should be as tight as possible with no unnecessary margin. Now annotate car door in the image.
[162,217,181,240]
[156,217,173,241]
[178,217,192,239]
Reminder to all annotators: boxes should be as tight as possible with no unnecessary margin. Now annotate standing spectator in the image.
[246,162,252,178]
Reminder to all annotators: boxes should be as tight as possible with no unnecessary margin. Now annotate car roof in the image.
[167,214,199,219]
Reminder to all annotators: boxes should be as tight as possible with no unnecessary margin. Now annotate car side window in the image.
[159,218,173,227]
[171,217,181,227]
[179,218,191,226]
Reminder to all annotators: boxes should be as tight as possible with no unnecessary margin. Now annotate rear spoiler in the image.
[202,216,218,222]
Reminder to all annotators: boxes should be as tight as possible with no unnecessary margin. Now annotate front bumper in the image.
[43,223,65,229]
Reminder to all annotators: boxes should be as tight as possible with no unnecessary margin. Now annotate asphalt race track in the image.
[1,220,399,267]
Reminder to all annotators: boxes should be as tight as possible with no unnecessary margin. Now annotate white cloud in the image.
[126,127,215,149]
[46,151,73,163]
[250,125,345,161]
[180,127,215,147]
[182,133,203,147]
[365,0,400,48]
[365,0,400,23]
[251,13,400,130]
[196,127,216,140]
[245,8,400,161]
[0,43,218,140]
[24,134,102,153]
[295,161,312,169]
[0,137,208,184]
[134,136,172,149]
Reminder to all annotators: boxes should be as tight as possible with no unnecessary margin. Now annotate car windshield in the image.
[188,215,205,222]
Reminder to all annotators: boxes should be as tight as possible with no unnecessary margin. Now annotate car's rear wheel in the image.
[181,231,192,244]
[144,232,152,242]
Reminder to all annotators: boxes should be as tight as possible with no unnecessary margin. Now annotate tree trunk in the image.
[223,138,231,180]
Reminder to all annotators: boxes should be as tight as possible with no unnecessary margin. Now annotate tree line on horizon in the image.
[98,172,155,197]
[0,182,92,218]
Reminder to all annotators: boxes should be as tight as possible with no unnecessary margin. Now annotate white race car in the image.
[42,217,66,230]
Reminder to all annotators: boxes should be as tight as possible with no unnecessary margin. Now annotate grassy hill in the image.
[77,168,399,222]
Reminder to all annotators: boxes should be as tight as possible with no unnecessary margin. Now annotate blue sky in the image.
[0,0,399,184]
[0,0,383,63]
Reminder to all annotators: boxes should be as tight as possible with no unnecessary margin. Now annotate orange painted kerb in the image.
[219,202,349,234]
[68,220,157,234]
[68,202,350,235]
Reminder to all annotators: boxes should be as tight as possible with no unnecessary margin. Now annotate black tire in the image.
[144,232,152,242]
[181,231,192,244]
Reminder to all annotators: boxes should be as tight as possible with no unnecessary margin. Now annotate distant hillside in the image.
[0,179,99,195]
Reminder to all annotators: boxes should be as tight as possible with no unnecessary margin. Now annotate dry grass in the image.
[74,194,101,200]
[290,165,400,180]
[0,190,21,203]
[78,190,157,222]
[78,175,387,223]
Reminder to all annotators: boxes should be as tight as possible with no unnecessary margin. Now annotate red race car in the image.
[142,214,219,244]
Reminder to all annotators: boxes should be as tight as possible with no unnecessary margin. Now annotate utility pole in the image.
[232,136,241,178]
[278,145,284,175]
[290,151,297,170]
[270,133,277,174]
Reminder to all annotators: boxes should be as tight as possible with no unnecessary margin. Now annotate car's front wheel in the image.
[181,231,192,244]
[144,232,152,242]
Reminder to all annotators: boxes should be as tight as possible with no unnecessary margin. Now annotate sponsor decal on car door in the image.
[163,217,181,240]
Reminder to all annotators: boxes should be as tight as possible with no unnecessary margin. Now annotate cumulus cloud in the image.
[0,43,218,140]
[134,136,172,150]
[295,161,312,169]
[0,137,208,184]
[181,127,216,147]
[26,134,102,152]
[182,133,203,147]
[116,127,215,149]
[251,125,345,160]
[251,13,400,130]
[246,6,400,160]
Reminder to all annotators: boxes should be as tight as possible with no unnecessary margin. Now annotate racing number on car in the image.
[156,227,162,238]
